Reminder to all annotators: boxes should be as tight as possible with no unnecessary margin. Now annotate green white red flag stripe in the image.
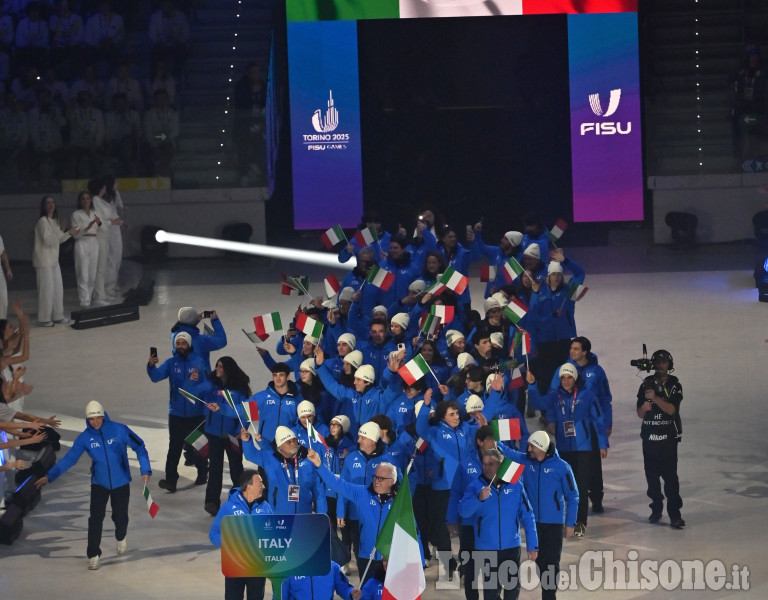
[520,332,531,355]
[438,267,469,295]
[366,264,395,291]
[502,257,525,283]
[503,298,528,324]
[375,470,426,600]
[567,281,588,301]
[429,305,454,323]
[480,264,497,282]
[508,366,524,390]
[547,218,568,244]
[295,312,324,338]
[491,418,522,441]
[143,485,159,518]
[185,427,209,458]
[243,401,260,424]
[179,388,205,405]
[353,226,378,247]
[419,312,441,336]
[253,312,282,341]
[414,437,428,453]
[323,274,341,298]
[307,421,329,450]
[281,274,309,296]
[497,457,525,484]
[398,354,430,386]
[320,224,346,249]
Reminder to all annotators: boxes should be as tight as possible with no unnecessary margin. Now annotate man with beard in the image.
[356,319,397,384]
[249,362,301,443]
[147,331,208,492]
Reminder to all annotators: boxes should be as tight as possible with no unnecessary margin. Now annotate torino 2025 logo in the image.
[580,88,632,136]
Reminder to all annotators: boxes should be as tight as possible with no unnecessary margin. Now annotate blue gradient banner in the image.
[568,13,643,222]
[287,20,363,229]
[221,513,331,578]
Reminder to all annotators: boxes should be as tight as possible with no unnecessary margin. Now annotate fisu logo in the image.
[589,89,621,117]
[581,88,631,136]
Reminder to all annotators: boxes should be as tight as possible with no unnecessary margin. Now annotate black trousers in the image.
[224,576,265,600]
[412,483,432,559]
[206,434,244,506]
[474,546,522,600]
[460,524,479,600]
[643,441,682,520]
[166,414,207,483]
[87,483,129,559]
[588,424,604,506]
[533,340,572,395]
[535,523,564,600]
[559,450,591,525]
[428,488,452,555]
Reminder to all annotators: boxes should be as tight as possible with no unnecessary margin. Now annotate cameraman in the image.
[636,349,684,529]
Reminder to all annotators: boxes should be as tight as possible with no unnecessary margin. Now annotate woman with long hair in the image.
[102,176,125,299]
[33,196,79,326]
[70,190,101,308]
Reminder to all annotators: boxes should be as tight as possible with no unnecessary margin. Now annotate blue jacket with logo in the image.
[282,561,354,600]
[459,475,538,552]
[337,441,392,521]
[170,316,227,369]
[528,256,585,343]
[250,380,301,443]
[209,486,273,547]
[242,442,327,515]
[548,353,613,430]
[415,407,475,491]
[47,413,151,489]
[317,362,382,437]
[200,383,246,438]
[146,350,208,417]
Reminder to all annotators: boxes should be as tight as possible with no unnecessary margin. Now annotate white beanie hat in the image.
[339,287,355,302]
[304,335,320,346]
[504,231,523,246]
[300,358,316,375]
[547,261,563,275]
[331,415,350,433]
[414,400,435,419]
[457,352,476,370]
[408,280,426,293]
[343,350,363,369]
[174,331,192,347]
[355,365,376,384]
[523,243,541,260]
[297,400,316,417]
[338,333,357,350]
[490,332,504,348]
[465,394,484,413]
[483,297,500,313]
[485,372,497,390]
[373,305,388,318]
[177,307,199,325]
[559,363,578,380]
[528,430,552,452]
[445,330,465,347]
[391,313,410,330]
[358,421,381,442]
[85,400,105,418]
[491,292,509,308]
[275,426,297,447]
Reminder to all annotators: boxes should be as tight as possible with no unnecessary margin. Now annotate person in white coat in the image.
[103,176,124,299]
[70,190,101,308]
[33,196,79,326]
[89,177,122,306]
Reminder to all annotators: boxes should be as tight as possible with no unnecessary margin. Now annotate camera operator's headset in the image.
[651,349,674,371]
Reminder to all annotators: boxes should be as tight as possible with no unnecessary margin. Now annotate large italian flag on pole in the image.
[375,470,426,600]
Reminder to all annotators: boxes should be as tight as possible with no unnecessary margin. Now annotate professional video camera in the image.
[630,343,654,373]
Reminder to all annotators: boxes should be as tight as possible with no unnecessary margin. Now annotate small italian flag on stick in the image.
[429,304,454,323]
[480,264,497,282]
[179,388,205,405]
[398,354,430,386]
[419,312,441,337]
[502,257,525,283]
[508,366,525,390]
[366,264,395,291]
[567,281,588,301]
[144,485,159,518]
[353,225,378,247]
[491,418,522,441]
[307,421,329,450]
[185,426,209,458]
[547,218,568,245]
[497,457,525,484]
[503,298,528,324]
[320,224,346,249]
[253,312,282,341]
[296,313,324,338]
[323,274,341,298]
[437,267,470,295]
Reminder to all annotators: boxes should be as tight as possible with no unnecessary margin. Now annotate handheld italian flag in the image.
[295,312,324,338]
[398,354,430,386]
[320,224,346,249]
[567,281,588,301]
[253,312,282,341]
[307,421,329,450]
[374,470,426,600]
[353,225,378,247]
[419,312,441,337]
[185,426,209,458]
[480,264,497,282]
[508,366,525,390]
[429,304,454,323]
[437,267,469,295]
[502,257,525,283]
[520,332,531,355]
[491,418,522,441]
[323,274,341,298]
[366,264,395,291]
[414,437,428,453]
[281,274,310,296]
[143,485,159,518]
[242,401,261,450]
[547,218,568,245]
[179,388,205,405]
[503,298,528,324]
[497,457,525,484]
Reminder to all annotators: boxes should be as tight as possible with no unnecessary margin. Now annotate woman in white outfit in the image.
[89,178,116,306]
[103,177,124,300]
[70,190,101,308]
[33,196,79,327]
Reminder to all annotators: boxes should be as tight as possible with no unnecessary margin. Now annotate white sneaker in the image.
[53,317,69,324]
[39,321,55,327]
[91,299,110,307]
[88,556,100,570]
[117,538,127,555]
